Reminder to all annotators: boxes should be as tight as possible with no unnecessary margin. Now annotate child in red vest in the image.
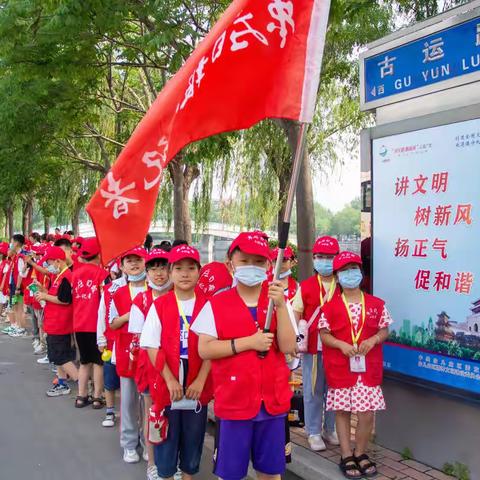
[319,252,392,479]
[72,237,109,409]
[0,242,10,318]
[141,245,212,480]
[34,246,79,396]
[193,232,296,480]
[109,246,148,464]
[129,248,171,480]
[292,235,341,451]
[270,246,298,301]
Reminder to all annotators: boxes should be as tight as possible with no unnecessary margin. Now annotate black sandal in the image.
[355,453,377,478]
[339,456,363,479]
[91,397,105,410]
[75,396,90,408]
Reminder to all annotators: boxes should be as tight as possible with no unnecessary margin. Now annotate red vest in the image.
[12,253,26,288]
[321,293,385,389]
[43,269,74,335]
[300,275,341,353]
[72,263,108,332]
[133,289,155,393]
[2,260,13,295]
[285,276,298,301]
[150,290,213,410]
[209,285,292,420]
[111,283,145,377]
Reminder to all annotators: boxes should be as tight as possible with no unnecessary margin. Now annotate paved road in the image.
[0,332,216,480]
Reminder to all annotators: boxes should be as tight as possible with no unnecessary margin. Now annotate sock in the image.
[58,378,67,387]
[106,407,115,415]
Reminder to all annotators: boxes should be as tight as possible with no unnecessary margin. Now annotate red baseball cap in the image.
[197,262,232,297]
[228,232,271,259]
[168,245,200,264]
[32,245,46,256]
[0,242,9,256]
[333,251,362,272]
[44,246,66,262]
[73,236,84,245]
[312,236,340,255]
[271,246,295,261]
[251,230,269,240]
[79,237,101,259]
[120,246,147,260]
[146,248,170,264]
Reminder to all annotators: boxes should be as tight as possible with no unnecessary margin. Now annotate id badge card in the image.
[350,354,366,373]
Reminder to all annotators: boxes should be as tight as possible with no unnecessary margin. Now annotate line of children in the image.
[1,230,392,480]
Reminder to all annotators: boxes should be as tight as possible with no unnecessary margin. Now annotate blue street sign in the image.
[363,16,480,107]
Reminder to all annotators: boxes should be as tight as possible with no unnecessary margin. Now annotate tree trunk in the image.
[22,201,29,236]
[168,153,199,244]
[44,216,50,236]
[26,197,34,235]
[6,205,14,239]
[72,207,80,237]
[279,120,315,282]
[3,209,8,238]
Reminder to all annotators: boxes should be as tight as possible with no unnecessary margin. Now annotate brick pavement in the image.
[289,427,456,480]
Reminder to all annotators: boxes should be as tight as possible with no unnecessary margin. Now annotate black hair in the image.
[146,258,168,270]
[172,239,188,248]
[12,234,25,246]
[157,241,172,252]
[66,230,74,236]
[55,227,60,231]
[228,246,240,260]
[54,238,72,248]
[41,233,48,241]
[30,232,41,242]
[144,233,153,251]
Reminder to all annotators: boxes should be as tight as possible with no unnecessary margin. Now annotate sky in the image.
[312,155,360,213]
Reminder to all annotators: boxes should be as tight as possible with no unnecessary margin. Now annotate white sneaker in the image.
[34,343,45,355]
[37,355,49,364]
[102,412,116,427]
[308,434,327,451]
[322,430,340,446]
[32,338,40,347]
[142,449,149,462]
[146,464,160,480]
[123,448,140,464]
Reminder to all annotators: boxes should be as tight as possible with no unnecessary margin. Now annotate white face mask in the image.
[279,269,292,279]
[148,279,172,292]
[233,265,267,287]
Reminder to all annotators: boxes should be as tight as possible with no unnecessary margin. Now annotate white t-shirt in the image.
[129,303,146,334]
[191,301,299,338]
[140,297,195,356]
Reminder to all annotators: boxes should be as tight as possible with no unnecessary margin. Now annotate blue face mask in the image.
[314,258,333,276]
[170,397,201,413]
[279,269,292,279]
[129,271,146,282]
[234,265,267,287]
[338,268,363,289]
[47,264,59,275]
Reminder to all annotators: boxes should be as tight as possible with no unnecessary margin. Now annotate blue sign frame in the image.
[361,11,480,110]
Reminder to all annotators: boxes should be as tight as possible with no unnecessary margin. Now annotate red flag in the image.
[87,0,331,262]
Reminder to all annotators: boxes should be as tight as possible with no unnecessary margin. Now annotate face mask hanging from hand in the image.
[338,268,363,289]
[313,258,334,276]
[234,265,267,287]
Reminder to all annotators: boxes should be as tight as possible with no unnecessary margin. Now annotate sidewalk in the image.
[287,427,456,480]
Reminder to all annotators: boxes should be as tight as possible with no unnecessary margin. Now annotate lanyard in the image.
[54,267,69,285]
[128,281,147,300]
[341,292,366,346]
[317,276,336,306]
[176,293,195,332]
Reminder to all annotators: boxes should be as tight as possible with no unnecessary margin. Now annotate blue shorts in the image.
[154,406,208,478]
[214,408,286,480]
[103,360,120,391]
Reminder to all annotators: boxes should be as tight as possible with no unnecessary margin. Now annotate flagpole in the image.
[261,122,309,346]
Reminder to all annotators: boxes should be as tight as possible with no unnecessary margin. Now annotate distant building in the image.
[435,311,455,342]
[466,299,480,336]
[400,319,411,340]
